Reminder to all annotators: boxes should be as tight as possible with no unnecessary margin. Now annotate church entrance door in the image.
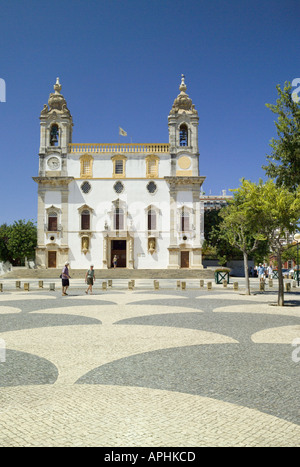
[111,240,127,268]
[48,251,57,268]
[181,251,190,268]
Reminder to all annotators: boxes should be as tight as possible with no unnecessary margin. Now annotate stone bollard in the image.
[39,280,43,289]
[223,280,227,288]
[207,282,212,290]
[268,279,273,288]
[128,281,134,290]
[285,282,291,292]
[0,283,3,292]
[259,281,265,292]
[49,283,55,291]
[24,283,30,291]
[154,280,159,290]
[102,282,107,291]
[292,280,296,288]
[108,280,112,287]
[200,280,204,288]
[16,281,21,289]
[181,281,186,290]
[177,280,181,289]
[233,282,239,291]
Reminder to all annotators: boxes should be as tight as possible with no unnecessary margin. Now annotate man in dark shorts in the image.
[61,262,71,296]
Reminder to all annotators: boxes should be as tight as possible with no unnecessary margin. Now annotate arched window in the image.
[179,124,188,147]
[50,124,59,146]
[114,208,124,230]
[181,209,190,232]
[81,210,90,230]
[148,209,157,231]
[48,212,58,231]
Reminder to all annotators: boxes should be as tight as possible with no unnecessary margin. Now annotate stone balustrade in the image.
[69,143,170,154]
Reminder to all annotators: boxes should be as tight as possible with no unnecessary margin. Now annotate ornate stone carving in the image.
[40,78,72,118]
[169,75,198,116]
[148,237,156,254]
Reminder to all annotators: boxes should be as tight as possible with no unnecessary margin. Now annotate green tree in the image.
[0,224,13,263]
[243,180,300,306]
[263,81,300,191]
[204,209,243,265]
[281,244,298,265]
[6,220,37,265]
[218,180,267,295]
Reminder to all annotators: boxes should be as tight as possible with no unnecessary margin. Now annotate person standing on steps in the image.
[85,265,95,294]
[113,255,118,269]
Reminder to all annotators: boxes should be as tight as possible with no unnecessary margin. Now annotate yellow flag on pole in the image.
[119,127,127,136]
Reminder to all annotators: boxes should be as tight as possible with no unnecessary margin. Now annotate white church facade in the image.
[33,76,206,270]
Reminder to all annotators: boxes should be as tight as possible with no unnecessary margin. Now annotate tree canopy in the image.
[263,81,300,191]
[0,220,37,265]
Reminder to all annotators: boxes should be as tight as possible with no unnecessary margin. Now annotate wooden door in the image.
[111,240,127,268]
[48,251,57,268]
[181,251,190,268]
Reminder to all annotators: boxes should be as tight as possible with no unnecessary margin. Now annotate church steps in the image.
[2,268,214,280]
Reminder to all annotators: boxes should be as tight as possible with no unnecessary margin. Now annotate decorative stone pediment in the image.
[77,204,94,214]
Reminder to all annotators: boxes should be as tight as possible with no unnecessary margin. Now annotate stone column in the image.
[193,189,201,248]
[191,187,203,269]
[36,186,46,268]
[128,236,134,269]
[169,186,177,247]
[60,188,69,247]
[168,185,180,268]
[103,234,108,269]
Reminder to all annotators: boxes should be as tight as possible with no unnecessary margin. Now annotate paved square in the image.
[0,278,299,447]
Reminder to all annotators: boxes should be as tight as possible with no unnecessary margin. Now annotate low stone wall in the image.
[203,259,254,277]
[0,262,12,276]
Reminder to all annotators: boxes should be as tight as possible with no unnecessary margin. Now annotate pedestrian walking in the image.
[113,255,118,269]
[257,263,265,282]
[267,264,273,279]
[85,264,95,294]
[61,262,71,296]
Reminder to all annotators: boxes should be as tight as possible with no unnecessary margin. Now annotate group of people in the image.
[61,257,119,295]
[61,262,96,296]
[249,264,273,282]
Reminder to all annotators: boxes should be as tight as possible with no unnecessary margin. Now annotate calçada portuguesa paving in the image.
[0,277,299,447]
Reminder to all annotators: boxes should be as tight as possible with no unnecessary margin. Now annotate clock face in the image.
[47,157,60,170]
[178,155,191,169]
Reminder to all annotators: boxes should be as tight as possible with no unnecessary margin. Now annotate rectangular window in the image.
[148,210,157,231]
[81,212,90,230]
[114,208,124,230]
[48,216,58,231]
[148,160,157,176]
[83,160,91,175]
[115,160,124,175]
[181,212,190,232]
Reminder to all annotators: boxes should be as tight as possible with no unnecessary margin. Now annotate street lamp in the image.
[294,233,300,287]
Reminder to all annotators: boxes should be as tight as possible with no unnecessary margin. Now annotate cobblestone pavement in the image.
[0,278,300,447]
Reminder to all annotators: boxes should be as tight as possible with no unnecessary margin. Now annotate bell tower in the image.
[38,78,73,177]
[168,75,199,177]
[166,75,205,270]
[33,78,74,270]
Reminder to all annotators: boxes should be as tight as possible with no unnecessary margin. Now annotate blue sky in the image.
[0,0,299,225]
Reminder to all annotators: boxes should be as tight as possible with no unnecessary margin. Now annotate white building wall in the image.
[66,176,171,269]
